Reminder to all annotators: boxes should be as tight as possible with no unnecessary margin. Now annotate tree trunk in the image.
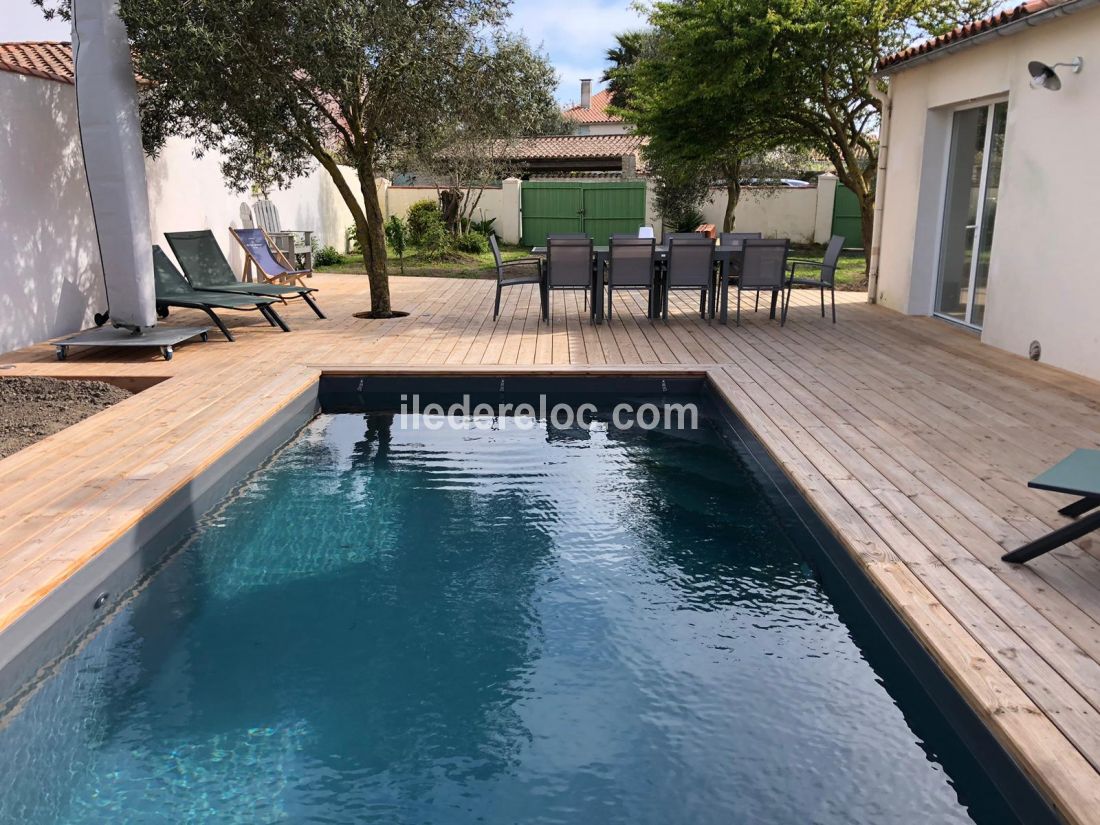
[311,148,393,315]
[356,160,392,315]
[721,159,742,232]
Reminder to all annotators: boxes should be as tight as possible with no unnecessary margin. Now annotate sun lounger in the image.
[1002,449,1100,563]
[153,245,289,341]
[229,227,312,287]
[165,230,325,319]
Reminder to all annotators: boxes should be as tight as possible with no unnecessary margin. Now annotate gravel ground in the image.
[0,377,132,460]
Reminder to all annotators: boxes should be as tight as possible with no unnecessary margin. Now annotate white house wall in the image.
[0,73,359,356]
[876,7,1100,381]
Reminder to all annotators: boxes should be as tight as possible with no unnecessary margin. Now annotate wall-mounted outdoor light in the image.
[1028,57,1083,91]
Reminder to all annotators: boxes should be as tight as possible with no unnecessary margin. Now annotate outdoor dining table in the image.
[530,244,783,324]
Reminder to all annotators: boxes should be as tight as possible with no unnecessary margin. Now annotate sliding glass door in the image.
[934,101,1008,329]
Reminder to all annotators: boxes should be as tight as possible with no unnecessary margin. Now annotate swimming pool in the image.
[0,395,1028,823]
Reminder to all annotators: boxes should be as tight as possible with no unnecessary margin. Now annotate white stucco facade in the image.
[875,4,1100,381]
[0,71,361,356]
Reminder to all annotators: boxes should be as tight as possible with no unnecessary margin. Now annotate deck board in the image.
[3,273,1100,823]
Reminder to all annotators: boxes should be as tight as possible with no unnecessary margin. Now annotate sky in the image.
[4,0,646,105]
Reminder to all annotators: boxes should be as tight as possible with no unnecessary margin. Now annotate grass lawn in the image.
[318,242,868,291]
[316,243,532,279]
[790,244,868,291]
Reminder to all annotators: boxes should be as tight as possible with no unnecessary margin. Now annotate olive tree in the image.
[36,0,545,317]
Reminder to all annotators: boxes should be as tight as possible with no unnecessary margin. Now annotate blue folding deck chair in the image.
[230,227,313,287]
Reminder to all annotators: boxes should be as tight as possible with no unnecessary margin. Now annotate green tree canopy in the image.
[607,0,998,259]
[37,0,559,316]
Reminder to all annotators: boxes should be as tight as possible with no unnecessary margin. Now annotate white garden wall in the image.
[698,185,823,243]
[0,71,359,356]
[0,72,106,354]
[380,176,834,247]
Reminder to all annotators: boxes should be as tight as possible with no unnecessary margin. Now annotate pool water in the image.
[0,411,1017,824]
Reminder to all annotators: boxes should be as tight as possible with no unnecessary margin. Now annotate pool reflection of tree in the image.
[600,419,814,609]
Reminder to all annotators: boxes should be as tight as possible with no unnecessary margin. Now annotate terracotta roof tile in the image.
[0,42,75,85]
[877,1,1064,71]
[505,133,644,160]
[562,89,622,124]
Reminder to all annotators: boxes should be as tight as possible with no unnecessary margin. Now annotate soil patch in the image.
[0,377,132,459]
[353,310,411,320]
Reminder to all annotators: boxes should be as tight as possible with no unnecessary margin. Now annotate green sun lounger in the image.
[1003,449,1100,563]
[153,245,289,341]
[164,229,325,319]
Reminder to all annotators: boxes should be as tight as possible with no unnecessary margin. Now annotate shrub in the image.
[466,217,496,236]
[416,218,453,261]
[671,207,706,234]
[384,215,408,273]
[314,245,345,266]
[406,199,443,246]
[452,231,488,254]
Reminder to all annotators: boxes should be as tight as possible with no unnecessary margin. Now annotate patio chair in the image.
[606,235,656,320]
[720,231,762,246]
[662,236,715,321]
[490,233,545,321]
[228,227,312,287]
[165,229,326,319]
[252,198,313,272]
[781,234,844,324]
[152,246,288,341]
[1003,449,1100,563]
[544,236,594,324]
[735,239,790,327]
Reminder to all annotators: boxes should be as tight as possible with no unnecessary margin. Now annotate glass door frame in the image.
[932,97,1007,330]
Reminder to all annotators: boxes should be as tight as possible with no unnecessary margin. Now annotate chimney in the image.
[580,78,592,109]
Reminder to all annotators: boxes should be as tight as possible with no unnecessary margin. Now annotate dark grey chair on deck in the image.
[719,231,762,245]
[606,235,657,320]
[152,245,288,341]
[490,233,545,321]
[782,234,844,324]
[662,236,715,321]
[735,239,789,327]
[544,236,594,323]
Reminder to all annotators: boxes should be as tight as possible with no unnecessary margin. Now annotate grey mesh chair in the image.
[735,239,790,326]
[545,236,594,323]
[166,229,325,319]
[664,231,705,242]
[489,233,544,321]
[662,236,715,321]
[152,245,288,341]
[782,234,844,324]
[720,231,762,245]
[606,235,656,320]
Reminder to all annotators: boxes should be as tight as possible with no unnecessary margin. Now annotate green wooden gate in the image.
[830,183,864,249]
[521,181,647,246]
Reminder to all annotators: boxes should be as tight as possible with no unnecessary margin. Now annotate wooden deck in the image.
[3,273,1100,823]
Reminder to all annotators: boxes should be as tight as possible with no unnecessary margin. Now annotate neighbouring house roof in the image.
[876,0,1077,72]
[562,89,622,124]
[0,41,75,84]
[505,133,644,161]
